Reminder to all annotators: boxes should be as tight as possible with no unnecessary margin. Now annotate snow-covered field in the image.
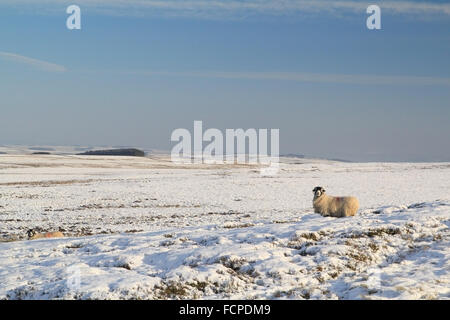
[0,154,449,299]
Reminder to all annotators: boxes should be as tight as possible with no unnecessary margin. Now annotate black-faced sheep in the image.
[312,186,359,217]
[27,229,64,240]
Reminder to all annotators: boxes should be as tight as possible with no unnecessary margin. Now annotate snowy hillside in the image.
[0,155,448,299]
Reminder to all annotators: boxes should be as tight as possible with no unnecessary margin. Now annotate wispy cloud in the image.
[1,1,450,18]
[0,52,67,72]
[123,70,450,86]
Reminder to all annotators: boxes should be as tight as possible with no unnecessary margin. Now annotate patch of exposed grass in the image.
[348,251,372,263]
[367,227,401,237]
[368,242,379,252]
[116,262,132,270]
[218,256,247,272]
[328,272,339,279]
[66,243,84,249]
[208,210,244,216]
[272,220,289,224]
[433,234,443,241]
[291,232,321,242]
[345,227,402,239]
[155,282,188,299]
[188,281,209,292]
[125,229,143,234]
[223,223,254,229]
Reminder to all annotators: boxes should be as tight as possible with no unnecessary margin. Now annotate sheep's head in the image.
[313,186,326,198]
[27,229,36,239]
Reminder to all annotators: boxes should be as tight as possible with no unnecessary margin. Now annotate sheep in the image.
[27,229,64,240]
[312,186,359,218]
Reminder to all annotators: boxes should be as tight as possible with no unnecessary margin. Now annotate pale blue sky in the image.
[0,1,449,161]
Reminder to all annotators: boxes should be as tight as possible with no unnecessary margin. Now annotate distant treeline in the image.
[29,147,55,151]
[281,154,305,159]
[77,148,146,157]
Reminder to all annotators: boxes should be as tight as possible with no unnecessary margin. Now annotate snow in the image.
[0,154,449,299]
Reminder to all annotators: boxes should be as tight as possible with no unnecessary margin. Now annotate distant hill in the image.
[28,147,55,151]
[281,154,305,159]
[281,153,352,163]
[77,148,146,157]
[329,158,352,163]
[32,152,51,155]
